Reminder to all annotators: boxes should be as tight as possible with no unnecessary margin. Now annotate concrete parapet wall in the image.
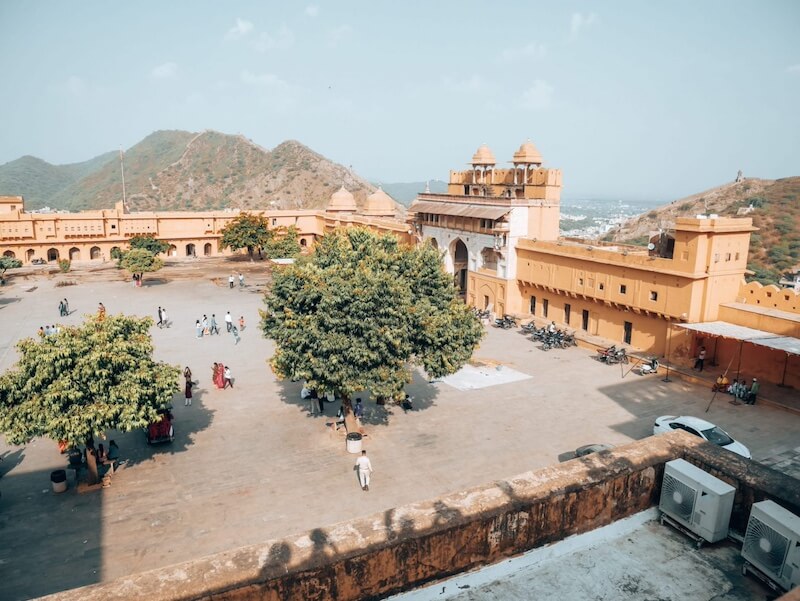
[39,432,800,601]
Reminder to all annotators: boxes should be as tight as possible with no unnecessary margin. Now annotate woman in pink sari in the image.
[214,363,226,389]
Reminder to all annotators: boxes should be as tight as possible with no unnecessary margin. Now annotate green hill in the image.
[0,152,116,208]
[608,177,800,285]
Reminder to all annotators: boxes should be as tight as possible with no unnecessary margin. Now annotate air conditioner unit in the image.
[659,458,735,545]
[742,500,800,592]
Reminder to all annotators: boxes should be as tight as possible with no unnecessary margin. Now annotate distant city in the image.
[559,197,663,238]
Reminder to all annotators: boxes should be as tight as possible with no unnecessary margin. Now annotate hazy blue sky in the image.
[1,1,798,199]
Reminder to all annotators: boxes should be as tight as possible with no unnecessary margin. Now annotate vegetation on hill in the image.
[607,177,800,285]
[377,180,448,205]
[0,130,388,214]
[0,152,116,208]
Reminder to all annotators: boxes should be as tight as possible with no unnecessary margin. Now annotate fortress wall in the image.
[40,432,800,601]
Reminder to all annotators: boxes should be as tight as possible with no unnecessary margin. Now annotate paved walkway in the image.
[0,263,798,600]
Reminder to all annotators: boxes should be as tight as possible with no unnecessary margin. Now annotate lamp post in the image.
[662,319,673,383]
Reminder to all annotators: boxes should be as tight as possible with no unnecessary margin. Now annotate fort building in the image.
[1,142,798,388]
[410,142,799,388]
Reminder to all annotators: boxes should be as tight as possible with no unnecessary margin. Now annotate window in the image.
[725,253,731,261]
[619,284,627,294]
[650,291,658,301]
[272,218,277,226]
[714,253,720,263]
[578,278,583,286]
[530,296,536,314]
[564,303,571,325]
[598,283,605,291]
[735,252,740,260]
[623,321,632,345]
[111,224,116,229]
[543,299,549,318]
[681,250,689,261]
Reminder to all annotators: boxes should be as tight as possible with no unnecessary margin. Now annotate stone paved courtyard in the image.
[0,260,799,600]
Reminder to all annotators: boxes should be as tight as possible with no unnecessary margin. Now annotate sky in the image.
[0,1,798,200]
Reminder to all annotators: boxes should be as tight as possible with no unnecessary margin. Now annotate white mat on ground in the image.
[440,364,532,391]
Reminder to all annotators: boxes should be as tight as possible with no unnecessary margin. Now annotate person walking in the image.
[195,320,203,338]
[223,366,233,388]
[161,307,169,328]
[63,298,69,315]
[58,299,65,317]
[98,302,106,320]
[354,398,364,425]
[184,366,192,386]
[225,311,233,332]
[209,314,219,335]
[202,315,209,336]
[228,274,235,289]
[355,450,373,491]
[694,346,706,371]
[157,306,163,328]
[238,315,245,331]
[232,325,240,345]
[238,272,244,288]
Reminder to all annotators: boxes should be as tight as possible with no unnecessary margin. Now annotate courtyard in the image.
[0,259,799,600]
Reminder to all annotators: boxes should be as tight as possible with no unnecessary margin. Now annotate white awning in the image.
[677,321,800,356]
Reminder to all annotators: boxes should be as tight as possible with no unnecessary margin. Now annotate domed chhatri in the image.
[363,187,396,217]
[327,185,357,213]
[512,140,543,165]
[471,144,496,166]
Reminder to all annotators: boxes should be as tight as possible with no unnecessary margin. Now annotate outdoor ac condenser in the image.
[742,500,800,592]
[659,458,735,544]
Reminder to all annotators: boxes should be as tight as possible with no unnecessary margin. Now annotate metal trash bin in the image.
[346,432,363,454]
[50,469,67,493]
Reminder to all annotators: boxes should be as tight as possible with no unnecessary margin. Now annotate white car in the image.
[653,415,751,458]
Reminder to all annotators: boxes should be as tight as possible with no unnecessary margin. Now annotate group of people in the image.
[37,324,61,337]
[211,362,233,389]
[194,311,245,343]
[228,273,245,289]
[57,298,70,316]
[156,306,170,328]
[713,374,760,404]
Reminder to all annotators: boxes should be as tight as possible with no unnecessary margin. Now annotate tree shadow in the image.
[0,462,105,600]
[0,296,21,309]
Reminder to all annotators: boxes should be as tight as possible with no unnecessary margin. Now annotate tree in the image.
[0,314,179,449]
[0,256,22,282]
[264,225,302,260]
[119,248,164,283]
[220,212,271,261]
[129,234,170,256]
[261,227,483,414]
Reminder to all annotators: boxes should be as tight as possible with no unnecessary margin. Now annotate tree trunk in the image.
[341,394,359,433]
[85,449,99,485]
[247,246,254,262]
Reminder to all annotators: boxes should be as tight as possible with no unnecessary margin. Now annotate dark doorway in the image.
[530,296,536,315]
[564,303,571,325]
[582,310,589,331]
[624,321,633,345]
[543,299,549,318]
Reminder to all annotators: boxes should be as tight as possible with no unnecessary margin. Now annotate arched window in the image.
[69,247,81,261]
[2,250,15,259]
[204,243,212,256]
[186,243,195,257]
[47,248,59,262]
[90,246,101,260]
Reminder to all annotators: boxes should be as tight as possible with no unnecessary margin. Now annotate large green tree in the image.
[264,225,302,260]
[261,227,483,413]
[129,234,170,256]
[119,248,164,282]
[0,314,179,448]
[220,212,271,260]
[0,256,22,282]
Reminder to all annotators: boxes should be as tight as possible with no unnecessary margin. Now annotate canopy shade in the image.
[409,201,510,221]
[677,321,800,356]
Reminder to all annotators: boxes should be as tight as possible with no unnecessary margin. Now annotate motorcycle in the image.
[639,357,659,375]
[605,348,629,365]
[494,314,518,329]
[596,345,617,362]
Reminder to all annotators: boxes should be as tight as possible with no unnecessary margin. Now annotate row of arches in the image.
[4,242,222,263]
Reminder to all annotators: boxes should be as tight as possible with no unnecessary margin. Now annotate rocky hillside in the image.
[606,177,800,284]
[0,130,383,213]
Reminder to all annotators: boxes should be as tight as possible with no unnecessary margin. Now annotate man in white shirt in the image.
[355,450,373,491]
[225,311,233,332]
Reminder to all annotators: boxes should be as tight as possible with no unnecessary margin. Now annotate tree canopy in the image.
[264,225,302,260]
[119,248,164,280]
[0,314,179,448]
[260,227,483,403]
[129,234,170,256]
[0,256,22,278]
[220,212,271,260]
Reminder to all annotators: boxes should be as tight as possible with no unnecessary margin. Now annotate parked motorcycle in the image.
[605,348,629,365]
[596,345,617,362]
[638,357,659,375]
[494,314,518,329]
